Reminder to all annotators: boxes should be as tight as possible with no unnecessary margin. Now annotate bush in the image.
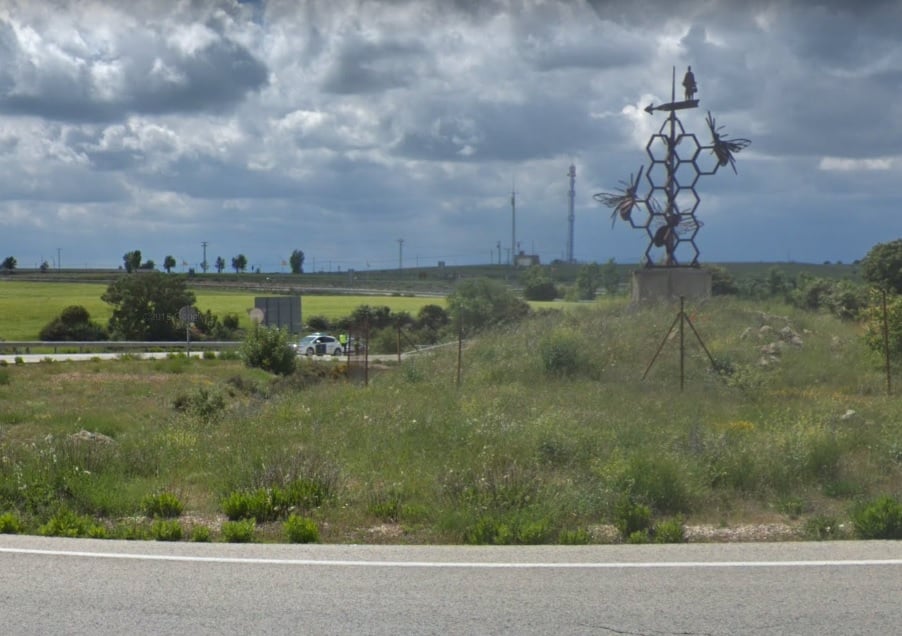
[613,497,652,539]
[172,387,226,421]
[190,526,212,542]
[653,517,686,543]
[538,330,591,377]
[240,326,297,375]
[38,508,105,538]
[39,305,109,341]
[151,519,183,541]
[0,511,24,534]
[850,495,902,539]
[803,515,844,541]
[557,528,592,545]
[284,514,320,543]
[446,278,530,333]
[221,519,256,543]
[141,492,184,518]
[221,489,275,522]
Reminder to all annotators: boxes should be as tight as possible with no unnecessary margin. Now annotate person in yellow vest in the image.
[339,333,348,353]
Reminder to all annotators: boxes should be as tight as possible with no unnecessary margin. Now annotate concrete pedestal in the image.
[631,267,711,304]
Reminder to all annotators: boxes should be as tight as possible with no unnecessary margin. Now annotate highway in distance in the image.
[2,535,900,635]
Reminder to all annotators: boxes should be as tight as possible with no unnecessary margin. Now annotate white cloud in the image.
[819,157,894,172]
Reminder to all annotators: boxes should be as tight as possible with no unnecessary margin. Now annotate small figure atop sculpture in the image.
[682,66,697,101]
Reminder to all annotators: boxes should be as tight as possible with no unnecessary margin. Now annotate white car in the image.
[294,333,343,356]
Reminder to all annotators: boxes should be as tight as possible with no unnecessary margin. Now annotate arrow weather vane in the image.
[595,65,750,267]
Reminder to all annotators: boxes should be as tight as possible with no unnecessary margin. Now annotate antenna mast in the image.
[567,164,576,263]
[510,181,517,267]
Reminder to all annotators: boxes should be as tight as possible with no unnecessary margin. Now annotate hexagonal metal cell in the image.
[674,160,699,189]
[673,188,700,216]
[628,199,654,229]
[646,162,673,189]
[674,133,700,162]
[646,134,671,163]
[656,117,686,138]
[695,144,722,175]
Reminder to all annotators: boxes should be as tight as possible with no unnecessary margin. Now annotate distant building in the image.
[515,251,540,267]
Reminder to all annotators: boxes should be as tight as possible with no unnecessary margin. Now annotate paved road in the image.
[2,536,899,635]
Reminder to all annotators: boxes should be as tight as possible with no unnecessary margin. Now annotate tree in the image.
[140,259,155,270]
[706,265,738,296]
[231,254,248,273]
[576,262,602,300]
[101,271,196,340]
[39,305,108,341]
[123,250,142,273]
[600,258,620,295]
[1,256,16,271]
[39,260,50,273]
[289,249,305,274]
[521,265,558,301]
[215,256,226,274]
[861,239,902,294]
[163,255,177,273]
[446,277,530,332]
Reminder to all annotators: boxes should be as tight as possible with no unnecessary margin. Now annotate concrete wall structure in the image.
[631,268,712,304]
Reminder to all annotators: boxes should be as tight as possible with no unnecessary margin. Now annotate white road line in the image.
[2,547,901,569]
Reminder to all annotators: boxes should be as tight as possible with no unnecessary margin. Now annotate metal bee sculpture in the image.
[594,66,750,267]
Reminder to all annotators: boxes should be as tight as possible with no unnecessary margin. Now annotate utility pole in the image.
[567,164,576,263]
[57,248,61,272]
[510,183,516,267]
[496,240,501,265]
[397,238,404,270]
[201,241,208,273]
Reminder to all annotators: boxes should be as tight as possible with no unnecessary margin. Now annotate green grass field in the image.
[0,280,446,340]
[1,294,899,544]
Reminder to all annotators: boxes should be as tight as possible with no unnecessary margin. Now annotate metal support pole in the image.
[882,288,892,395]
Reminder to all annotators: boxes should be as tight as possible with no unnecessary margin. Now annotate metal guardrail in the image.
[0,340,242,354]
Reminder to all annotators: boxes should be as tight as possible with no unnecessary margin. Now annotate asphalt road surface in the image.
[2,536,900,635]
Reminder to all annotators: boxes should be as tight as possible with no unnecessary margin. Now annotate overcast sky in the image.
[0,0,899,272]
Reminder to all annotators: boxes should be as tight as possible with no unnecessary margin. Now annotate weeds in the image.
[141,492,184,519]
[221,519,256,543]
[284,514,320,543]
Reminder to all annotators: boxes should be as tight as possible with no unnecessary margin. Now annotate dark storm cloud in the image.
[394,96,608,162]
[0,19,268,123]
[321,37,433,94]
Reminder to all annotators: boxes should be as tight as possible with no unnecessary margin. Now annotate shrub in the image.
[240,326,297,375]
[221,489,275,521]
[38,508,105,538]
[39,305,109,341]
[0,511,24,534]
[850,495,902,539]
[172,387,226,421]
[221,519,256,543]
[803,515,844,541]
[151,519,183,541]
[190,526,211,542]
[613,496,652,539]
[463,516,515,545]
[538,330,590,377]
[141,492,184,518]
[557,528,592,545]
[627,529,650,544]
[284,514,320,543]
[462,514,554,545]
[653,517,686,543]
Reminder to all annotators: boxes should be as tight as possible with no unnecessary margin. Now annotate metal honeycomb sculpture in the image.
[595,67,749,267]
